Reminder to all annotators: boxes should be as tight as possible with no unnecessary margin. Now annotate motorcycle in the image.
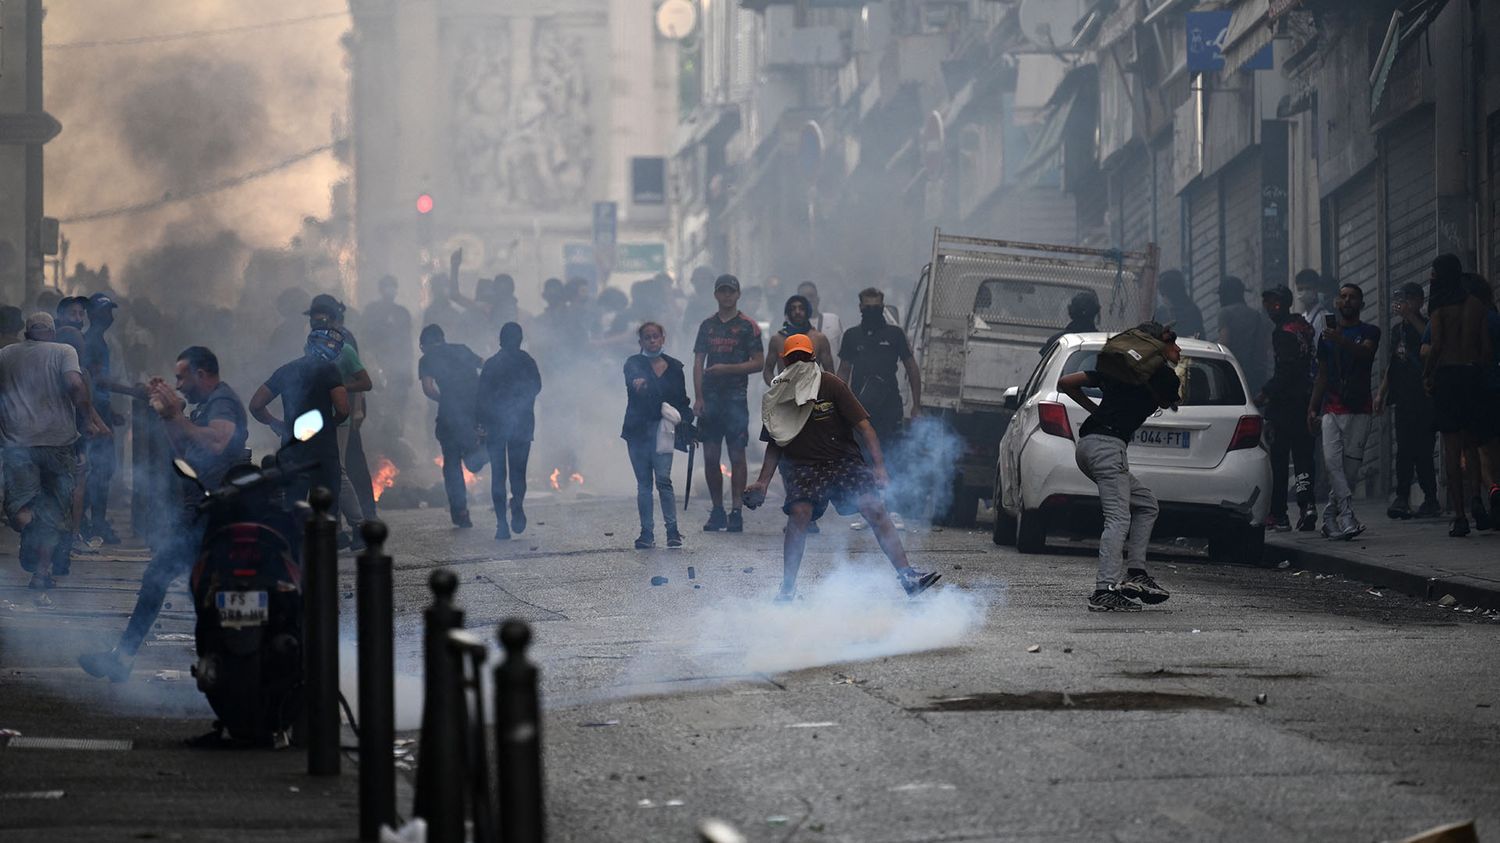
[174,410,324,747]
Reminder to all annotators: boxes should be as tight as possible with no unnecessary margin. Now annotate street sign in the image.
[0,112,62,145]
[632,157,666,205]
[592,201,617,272]
[563,242,666,275]
[1186,11,1272,72]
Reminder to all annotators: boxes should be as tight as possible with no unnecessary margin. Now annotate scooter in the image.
[174,410,324,747]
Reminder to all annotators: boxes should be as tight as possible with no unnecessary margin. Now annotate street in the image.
[9,492,1494,841]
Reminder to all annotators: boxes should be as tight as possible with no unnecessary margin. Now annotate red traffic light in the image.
[416,193,434,214]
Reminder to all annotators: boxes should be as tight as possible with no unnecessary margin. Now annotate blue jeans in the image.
[626,437,676,538]
[120,514,205,656]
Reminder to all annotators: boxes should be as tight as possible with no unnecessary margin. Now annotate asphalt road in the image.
[372,493,1500,843]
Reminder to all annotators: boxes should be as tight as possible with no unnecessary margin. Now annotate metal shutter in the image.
[1188,178,1221,332]
[1221,152,1262,290]
[1383,112,1435,297]
[1153,136,1182,271]
[1489,112,1500,278]
[1120,145,1152,252]
[1334,167,1379,296]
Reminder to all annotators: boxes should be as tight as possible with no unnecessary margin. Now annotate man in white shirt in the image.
[797,281,843,359]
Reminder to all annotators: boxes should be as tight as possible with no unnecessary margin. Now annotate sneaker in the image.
[1338,522,1366,541]
[665,529,683,548]
[773,586,797,603]
[27,573,56,591]
[1265,515,1291,533]
[1320,521,1338,539]
[1471,497,1492,532]
[1087,587,1143,612]
[510,504,527,535]
[703,507,727,532]
[348,531,367,553]
[726,509,744,533]
[634,533,655,550]
[93,523,122,545]
[1415,498,1442,519]
[1296,508,1317,532]
[1117,569,1170,604]
[898,568,941,597]
[1450,517,1471,538]
[452,509,473,529]
[494,525,511,541]
[78,648,132,683]
[1387,498,1411,520]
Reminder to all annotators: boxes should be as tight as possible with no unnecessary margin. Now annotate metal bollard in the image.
[449,629,495,843]
[414,570,466,843]
[304,486,340,776]
[494,619,544,843]
[356,521,396,840]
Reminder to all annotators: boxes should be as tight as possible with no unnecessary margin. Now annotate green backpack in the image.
[1096,323,1171,385]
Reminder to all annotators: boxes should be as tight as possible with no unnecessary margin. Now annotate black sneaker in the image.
[510,504,527,534]
[494,525,511,541]
[1471,497,1492,531]
[79,649,132,683]
[1117,569,1170,604]
[1387,499,1411,520]
[1450,517,1471,538]
[1415,499,1442,519]
[1296,508,1317,532]
[452,509,473,529]
[726,509,744,533]
[703,508,727,531]
[1087,587,1142,612]
[898,568,941,597]
[634,533,655,549]
[665,529,683,548]
[1265,514,1291,533]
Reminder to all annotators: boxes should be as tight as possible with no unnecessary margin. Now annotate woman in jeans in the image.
[621,322,693,548]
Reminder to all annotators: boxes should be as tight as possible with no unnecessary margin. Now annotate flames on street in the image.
[549,468,585,491]
[371,457,399,502]
[433,455,482,489]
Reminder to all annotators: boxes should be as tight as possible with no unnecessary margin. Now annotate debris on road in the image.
[604,532,614,537]
[831,673,864,685]
[1026,645,1041,653]
[1367,589,1383,598]
[766,816,789,826]
[1255,694,1267,705]
[786,721,837,728]
[1439,594,1458,607]
[1277,561,1291,569]
[151,670,188,682]
[688,566,696,579]
[741,567,754,573]
[1063,647,1074,654]
[650,576,668,586]
[580,720,620,728]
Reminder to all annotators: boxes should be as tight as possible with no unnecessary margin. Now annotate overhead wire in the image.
[45,9,347,50]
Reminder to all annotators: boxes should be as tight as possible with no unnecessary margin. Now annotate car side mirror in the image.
[1003,386,1020,411]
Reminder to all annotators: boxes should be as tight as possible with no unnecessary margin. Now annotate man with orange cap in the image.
[744,334,940,601]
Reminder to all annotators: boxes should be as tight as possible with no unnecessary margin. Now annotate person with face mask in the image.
[249,327,350,509]
[1294,269,1332,334]
[763,295,835,385]
[55,296,88,333]
[797,281,843,359]
[622,322,693,548]
[1258,286,1319,532]
[837,288,922,454]
[79,293,123,544]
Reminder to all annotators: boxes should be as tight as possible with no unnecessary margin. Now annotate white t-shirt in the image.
[0,340,83,448]
[815,311,843,358]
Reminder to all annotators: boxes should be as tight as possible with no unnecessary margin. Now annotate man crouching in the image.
[742,334,939,601]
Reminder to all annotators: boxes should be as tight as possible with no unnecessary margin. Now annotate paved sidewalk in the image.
[1266,506,1500,611]
[0,533,371,841]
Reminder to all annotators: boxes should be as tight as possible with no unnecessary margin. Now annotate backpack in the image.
[1097,323,1171,385]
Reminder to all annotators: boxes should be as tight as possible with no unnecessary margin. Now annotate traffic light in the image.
[416,193,434,214]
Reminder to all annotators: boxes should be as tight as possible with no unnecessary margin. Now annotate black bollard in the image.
[304,486,340,776]
[449,629,495,843]
[356,521,396,840]
[494,619,544,843]
[414,570,466,843]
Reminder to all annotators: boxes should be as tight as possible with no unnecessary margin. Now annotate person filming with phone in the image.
[1307,283,1380,541]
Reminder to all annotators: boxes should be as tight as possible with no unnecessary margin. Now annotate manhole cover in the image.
[7,737,133,751]
[911,691,1239,712]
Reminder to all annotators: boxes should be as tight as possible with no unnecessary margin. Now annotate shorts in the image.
[781,455,878,520]
[1432,365,1482,435]
[697,395,750,449]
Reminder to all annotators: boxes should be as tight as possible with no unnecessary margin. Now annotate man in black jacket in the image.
[478,323,542,540]
[1258,286,1318,532]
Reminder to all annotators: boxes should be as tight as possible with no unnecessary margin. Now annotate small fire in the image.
[433,456,481,489]
[371,457,399,502]
[570,472,585,486]
[549,468,561,490]
[549,468,584,491]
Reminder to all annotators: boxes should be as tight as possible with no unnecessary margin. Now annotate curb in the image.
[1264,538,1500,611]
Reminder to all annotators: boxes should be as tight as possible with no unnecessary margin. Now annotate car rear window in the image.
[1061,351,1247,406]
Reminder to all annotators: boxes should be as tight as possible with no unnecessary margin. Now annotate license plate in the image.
[1134,428,1191,448]
[215,590,268,628]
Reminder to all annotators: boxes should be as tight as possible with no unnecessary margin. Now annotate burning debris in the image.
[549,468,586,491]
[371,457,400,502]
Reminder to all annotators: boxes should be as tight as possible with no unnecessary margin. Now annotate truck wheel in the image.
[992,507,1017,545]
[1015,508,1048,554]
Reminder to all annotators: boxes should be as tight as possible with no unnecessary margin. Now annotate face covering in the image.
[642,347,663,359]
[860,305,885,328]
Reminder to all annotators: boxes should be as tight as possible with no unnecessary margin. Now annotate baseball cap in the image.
[305,293,346,317]
[781,333,815,359]
[1397,281,1425,300]
[86,292,119,311]
[1261,285,1293,308]
[25,311,55,334]
[714,274,740,292]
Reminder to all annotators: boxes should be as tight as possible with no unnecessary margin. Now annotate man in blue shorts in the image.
[693,274,764,532]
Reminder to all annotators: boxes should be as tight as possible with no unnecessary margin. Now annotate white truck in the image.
[902,229,1159,526]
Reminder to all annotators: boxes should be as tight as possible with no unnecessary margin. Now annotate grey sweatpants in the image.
[1074,434,1159,590]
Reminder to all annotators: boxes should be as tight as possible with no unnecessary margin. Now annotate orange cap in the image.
[781,333,815,359]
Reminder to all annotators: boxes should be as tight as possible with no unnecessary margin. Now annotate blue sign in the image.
[1186,10,1272,72]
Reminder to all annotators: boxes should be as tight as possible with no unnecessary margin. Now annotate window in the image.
[1061,351,1247,406]
[973,278,1092,325]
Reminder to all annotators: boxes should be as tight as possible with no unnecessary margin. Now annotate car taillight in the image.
[1228,415,1263,451]
[1038,401,1074,440]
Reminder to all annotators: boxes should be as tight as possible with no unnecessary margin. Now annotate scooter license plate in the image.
[216,590,269,628]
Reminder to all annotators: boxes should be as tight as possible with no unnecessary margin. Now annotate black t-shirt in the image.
[694,312,762,398]
[265,355,343,461]
[418,342,483,429]
[759,374,869,463]
[1078,368,1178,442]
[82,329,111,404]
[185,382,250,493]
[838,324,910,412]
[1386,319,1426,403]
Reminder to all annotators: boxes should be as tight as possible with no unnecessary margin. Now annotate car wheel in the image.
[1015,508,1047,554]
[992,506,1017,545]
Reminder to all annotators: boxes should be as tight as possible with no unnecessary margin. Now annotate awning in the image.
[1016,91,1077,183]
[672,106,742,156]
[1143,0,1195,26]
[1370,0,1450,112]
[1221,0,1273,74]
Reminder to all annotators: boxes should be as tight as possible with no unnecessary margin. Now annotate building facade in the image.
[0,0,58,306]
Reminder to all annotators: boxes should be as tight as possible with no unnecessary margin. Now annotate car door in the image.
[999,344,1058,511]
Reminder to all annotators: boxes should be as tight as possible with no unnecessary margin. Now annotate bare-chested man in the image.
[1423,253,1494,537]
[763,295,835,385]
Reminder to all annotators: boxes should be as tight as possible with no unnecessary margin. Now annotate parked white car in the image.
[992,334,1272,564]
